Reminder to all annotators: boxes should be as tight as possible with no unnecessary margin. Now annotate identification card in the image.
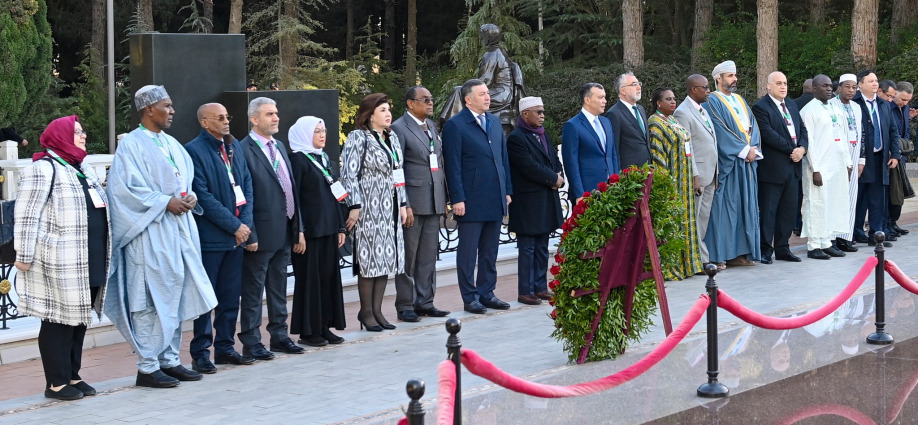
[89,187,106,208]
[429,153,439,171]
[330,181,349,201]
[393,168,406,187]
[683,141,692,157]
[233,184,247,206]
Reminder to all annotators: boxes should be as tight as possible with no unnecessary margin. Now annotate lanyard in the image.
[843,103,857,132]
[140,124,179,170]
[219,144,238,186]
[373,131,401,168]
[820,103,838,123]
[46,149,86,178]
[306,152,335,184]
[251,132,280,171]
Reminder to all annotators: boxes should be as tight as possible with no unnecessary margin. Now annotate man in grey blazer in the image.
[605,71,650,168]
[391,86,451,322]
[673,74,718,265]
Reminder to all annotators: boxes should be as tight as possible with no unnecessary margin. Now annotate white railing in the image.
[0,140,114,200]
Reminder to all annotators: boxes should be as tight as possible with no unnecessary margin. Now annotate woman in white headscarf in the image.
[287,116,347,346]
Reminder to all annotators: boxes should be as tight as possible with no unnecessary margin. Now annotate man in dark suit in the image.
[606,72,650,168]
[888,81,914,236]
[752,71,809,263]
[391,86,451,322]
[507,96,563,305]
[185,103,256,372]
[442,79,513,314]
[853,70,901,247]
[238,97,305,359]
[562,82,618,202]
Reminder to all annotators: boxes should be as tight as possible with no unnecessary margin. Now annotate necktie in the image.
[633,105,645,133]
[869,100,882,151]
[420,122,431,140]
[267,140,295,219]
[593,116,606,147]
[477,114,487,131]
[780,102,796,145]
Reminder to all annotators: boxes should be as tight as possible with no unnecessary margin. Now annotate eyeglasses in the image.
[410,97,435,104]
[314,128,327,134]
[625,81,642,88]
[525,109,546,115]
[692,85,710,91]
[74,129,87,136]
[206,115,233,122]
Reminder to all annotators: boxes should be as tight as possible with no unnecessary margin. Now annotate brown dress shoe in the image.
[725,256,755,267]
[534,291,554,300]
[517,294,542,305]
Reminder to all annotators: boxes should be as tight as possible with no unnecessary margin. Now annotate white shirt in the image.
[769,94,797,142]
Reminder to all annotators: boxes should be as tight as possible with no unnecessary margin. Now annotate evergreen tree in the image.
[0,0,53,127]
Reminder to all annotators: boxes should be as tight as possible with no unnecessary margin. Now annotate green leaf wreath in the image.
[549,165,686,363]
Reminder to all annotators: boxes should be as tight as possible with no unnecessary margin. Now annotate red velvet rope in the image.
[437,361,457,425]
[456,295,710,398]
[884,260,918,296]
[773,404,878,425]
[717,257,877,330]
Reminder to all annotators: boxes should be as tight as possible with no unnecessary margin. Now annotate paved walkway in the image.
[2,206,918,423]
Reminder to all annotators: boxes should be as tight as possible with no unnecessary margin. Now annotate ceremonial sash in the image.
[711,91,752,145]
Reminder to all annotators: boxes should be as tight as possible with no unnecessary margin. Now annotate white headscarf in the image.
[288,116,325,155]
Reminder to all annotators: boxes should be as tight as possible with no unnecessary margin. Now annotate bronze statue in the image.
[440,24,525,136]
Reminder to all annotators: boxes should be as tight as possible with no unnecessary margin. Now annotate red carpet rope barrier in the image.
[457,295,710,398]
[884,260,918,296]
[436,361,457,425]
[773,404,878,425]
[717,257,877,330]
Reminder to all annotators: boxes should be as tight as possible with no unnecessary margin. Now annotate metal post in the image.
[446,318,462,425]
[867,231,894,345]
[405,379,425,425]
[697,264,729,398]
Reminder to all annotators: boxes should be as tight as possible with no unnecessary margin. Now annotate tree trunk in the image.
[384,0,396,65]
[851,0,879,67]
[691,0,712,70]
[91,0,105,78]
[891,0,915,44]
[622,0,644,66]
[809,0,826,26]
[229,0,243,33]
[203,0,214,33]
[757,0,778,97]
[346,0,355,60]
[405,0,417,84]
[138,0,154,32]
[279,0,298,84]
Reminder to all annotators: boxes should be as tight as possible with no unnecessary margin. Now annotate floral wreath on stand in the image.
[549,165,685,363]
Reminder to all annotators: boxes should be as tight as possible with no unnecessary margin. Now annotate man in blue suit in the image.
[443,79,514,314]
[562,82,619,201]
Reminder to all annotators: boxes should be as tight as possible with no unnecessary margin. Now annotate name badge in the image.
[850,140,858,145]
[429,153,439,171]
[683,141,692,157]
[89,186,106,208]
[330,181,349,201]
[233,184,247,206]
[393,168,406,187]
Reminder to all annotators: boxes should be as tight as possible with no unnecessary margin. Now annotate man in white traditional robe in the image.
[105,85,217,388]
[799,75,852,259]
[830,74,863,252]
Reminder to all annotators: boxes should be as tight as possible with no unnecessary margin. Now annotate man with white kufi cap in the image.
[703,60,763,267]
[830,73,864,252]
[105,85,216,388]
[507,96,563,305]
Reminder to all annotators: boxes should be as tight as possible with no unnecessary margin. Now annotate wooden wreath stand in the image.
[573,174,673,364]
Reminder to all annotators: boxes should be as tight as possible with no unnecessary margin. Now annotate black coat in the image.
[240,135,303,251]
[853,92,901,185]
[752,95,809,184]
[507,126,563,235]
[289,151,346,239]
[605,100,650,169]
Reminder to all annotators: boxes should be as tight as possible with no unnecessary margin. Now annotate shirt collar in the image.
[619,99,637,109]
[581,108,598,122]
[768,94,787,110]
[251,130,273,145]
[408,112,427,126]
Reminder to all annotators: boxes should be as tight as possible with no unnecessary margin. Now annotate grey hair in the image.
[615,72,635,93]
[248,97,277,118]
[897,81,914,95]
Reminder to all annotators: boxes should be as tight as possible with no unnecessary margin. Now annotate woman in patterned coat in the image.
[341,94,408,332]
[14,116,110,400]
[648,88,703,280]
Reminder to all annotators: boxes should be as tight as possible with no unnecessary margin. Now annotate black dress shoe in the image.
[824,246,846,257]
[297,335,328,347]
[397,310,421,322]
[321,329,345,344]
[854,235,870,243]
[45,385,84,400]
[808,249,831,260]
[464,301,487,314]
[481,297,510,310]
[775,252,802,262]
[136,370,180,388]
[893,224,910,234]
[886,234,899,241]
[416,306,450,317]
[71,381,96,396]
[243,343,276,360]
[192,358,217,374]
[759,257,773,264]
[836,239,859,252]
[270,337,306,354]
[867,239,894,247]
[214,351,255,365]
[161,365,203,381]
[517,294,542,305]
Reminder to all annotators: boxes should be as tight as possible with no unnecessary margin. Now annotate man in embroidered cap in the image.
[507,96,563,305]
[830,73,864,252]
[105,85,217,388]
[703,60,763,267]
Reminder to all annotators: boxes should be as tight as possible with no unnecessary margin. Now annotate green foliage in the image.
[515,0,622,66]
[71,47,110,154]
[178,0,213,33]
[549,165,684,363]
[0,0,53,127]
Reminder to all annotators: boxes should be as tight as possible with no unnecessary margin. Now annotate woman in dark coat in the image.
[288,116,347,346]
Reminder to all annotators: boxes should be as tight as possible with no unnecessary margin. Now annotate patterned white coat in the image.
[14,159,110,326]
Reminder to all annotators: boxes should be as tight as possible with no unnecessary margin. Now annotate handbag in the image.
[899,137,915,154]
[890,164,906,205]
[901,162,915,199]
